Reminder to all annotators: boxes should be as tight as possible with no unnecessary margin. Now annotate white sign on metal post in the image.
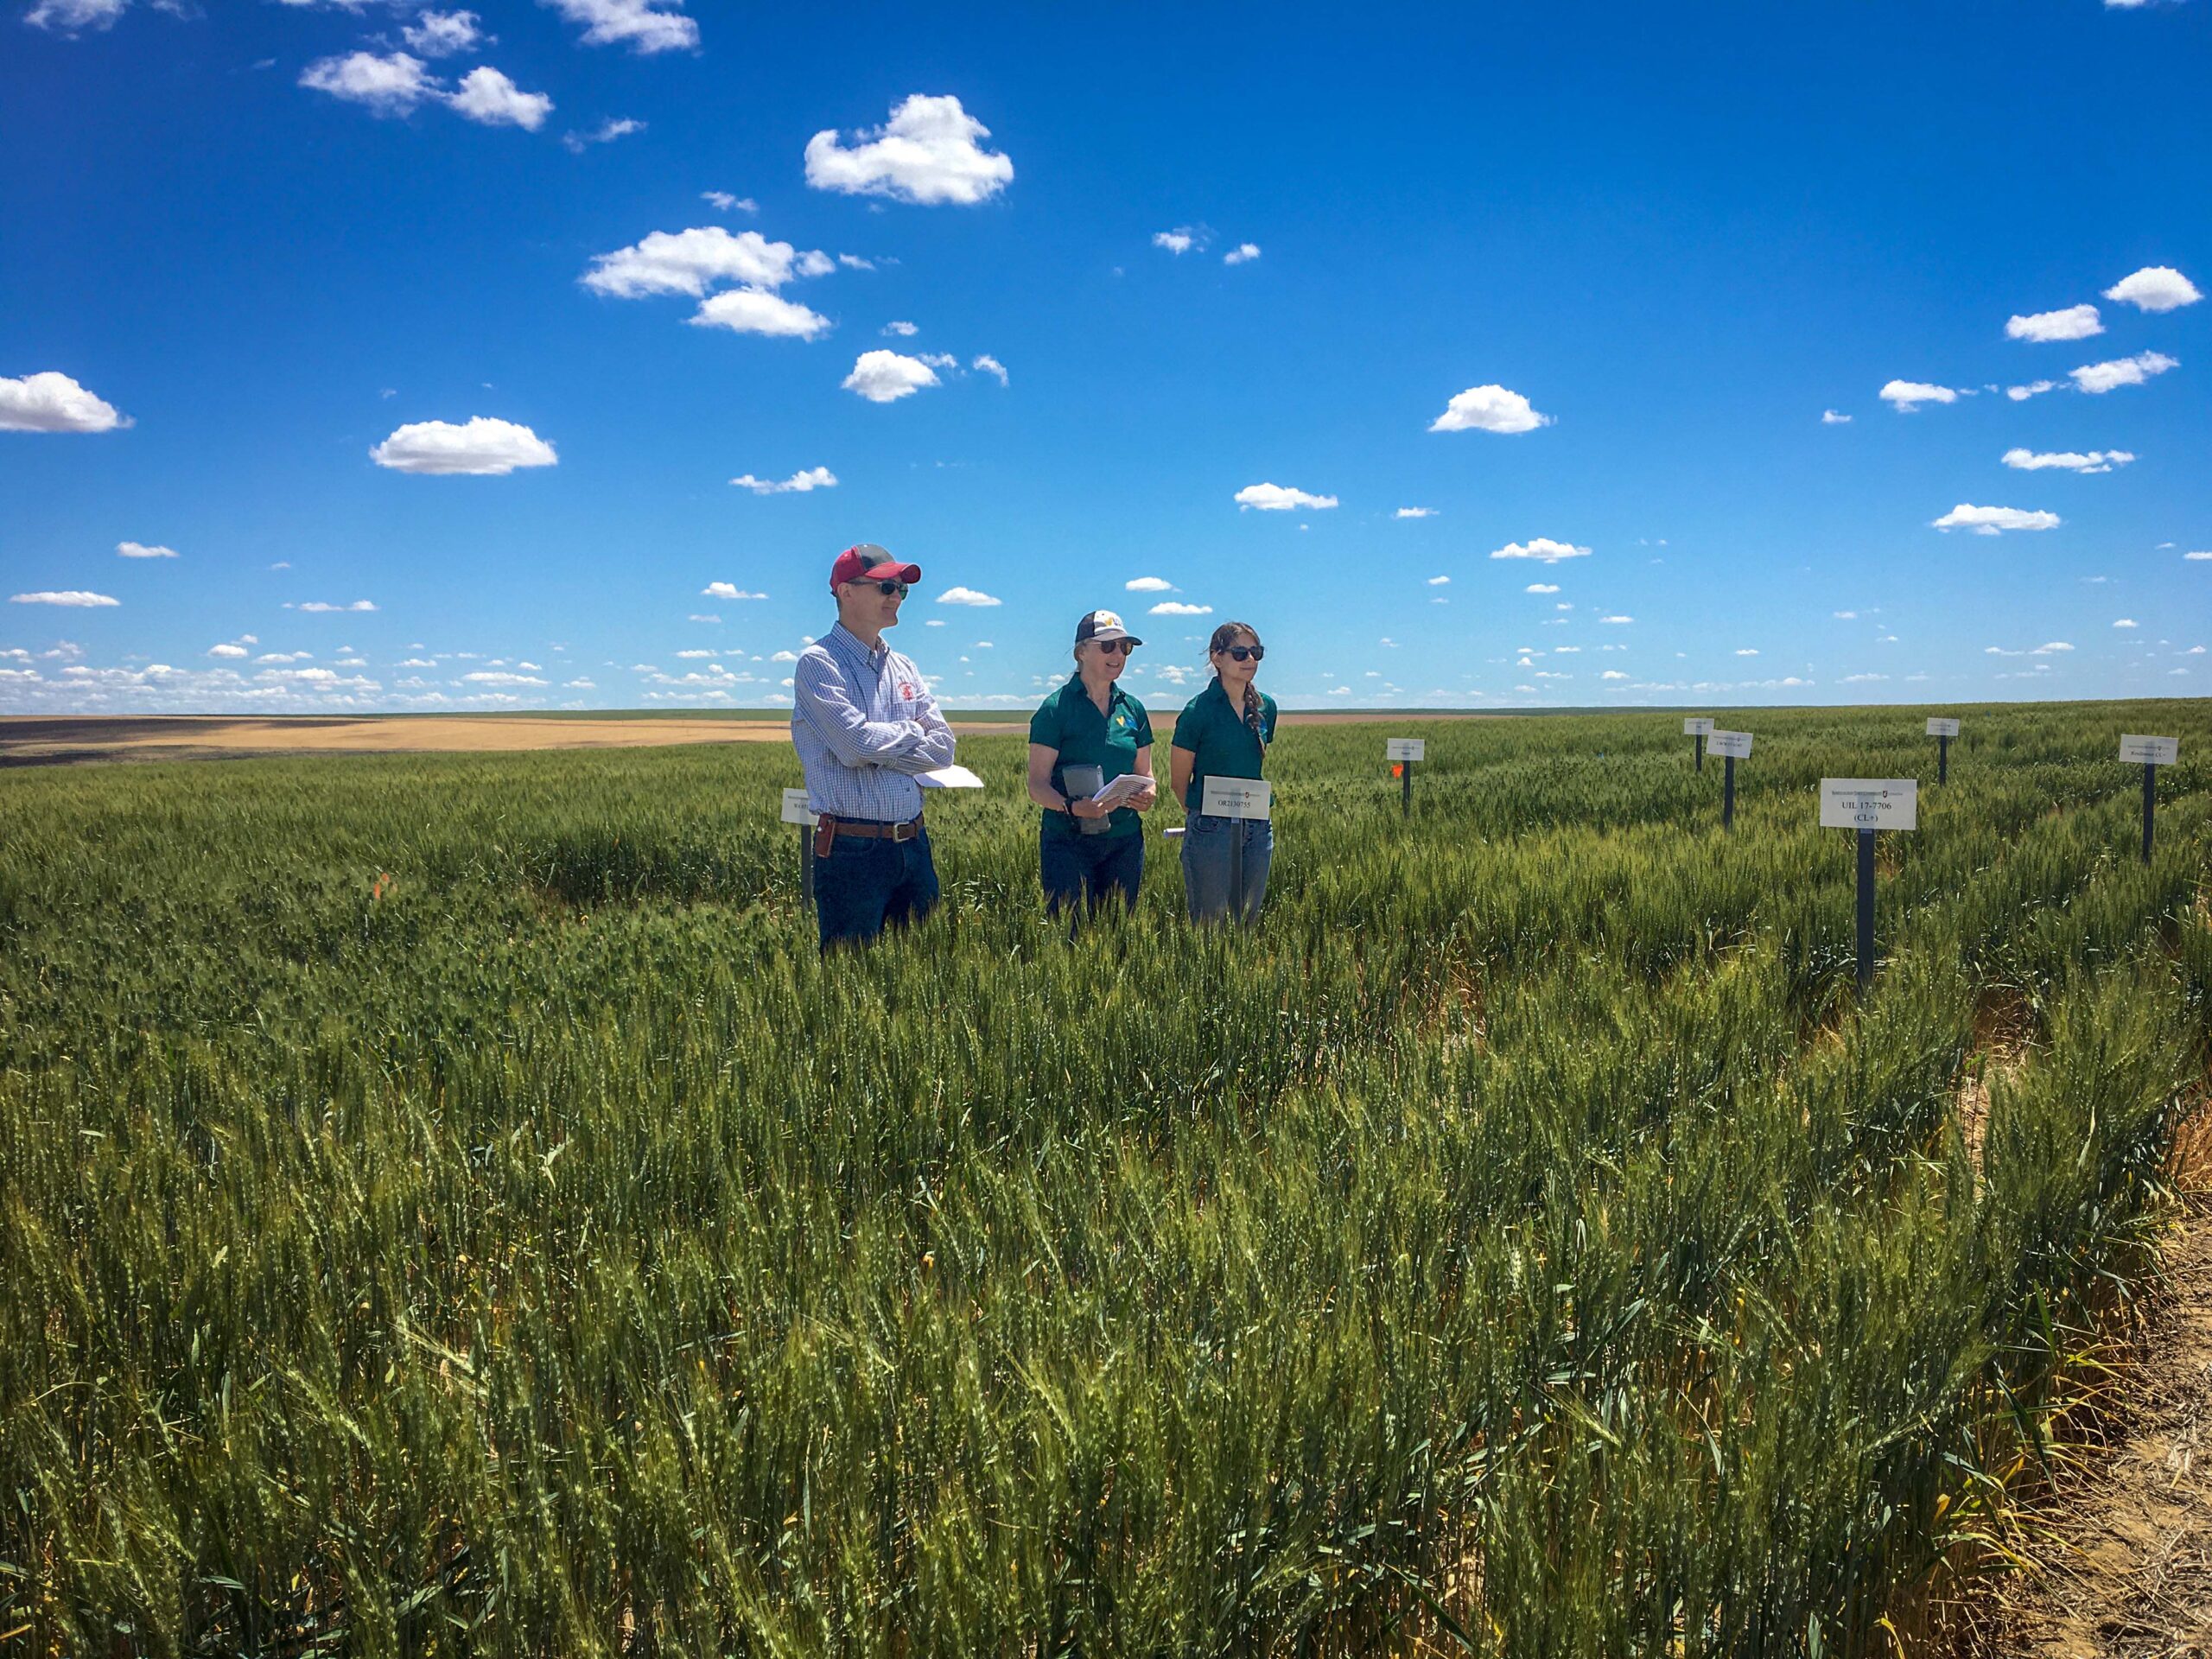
[1386,738,1427,762]
[1926,718,1960,739]
[1202,777,1274,821]
[1707,730,1752,760]
[2120,734,2179,766]
[780,787,818,826]
[1683,718,1714,736]
[1820,779,1918,832]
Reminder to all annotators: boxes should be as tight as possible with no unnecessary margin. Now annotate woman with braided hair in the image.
[1168,620,1278,925]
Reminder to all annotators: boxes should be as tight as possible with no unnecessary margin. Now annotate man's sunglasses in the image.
[1090,638,1137,655]
[1218,644,1265,663]
[859,579,909,598]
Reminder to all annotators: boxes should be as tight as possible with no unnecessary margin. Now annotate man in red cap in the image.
[790,543,957,948]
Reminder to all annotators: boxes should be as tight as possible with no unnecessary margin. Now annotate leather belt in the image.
[822,813,924,842]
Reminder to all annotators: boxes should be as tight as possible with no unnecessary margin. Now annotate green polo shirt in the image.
[1029,674,1155,842]
[1172,679,1277,810]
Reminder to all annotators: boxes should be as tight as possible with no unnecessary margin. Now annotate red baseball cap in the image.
[830,543,922,590]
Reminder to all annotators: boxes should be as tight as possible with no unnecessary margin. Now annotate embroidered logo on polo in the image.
[899,682,918,700]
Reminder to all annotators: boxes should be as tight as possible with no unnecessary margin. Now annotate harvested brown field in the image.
[0,715,931,765]
[0,709,1492,766]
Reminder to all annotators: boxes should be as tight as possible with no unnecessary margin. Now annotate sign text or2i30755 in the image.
[780,788,818,826]
[2120,734,2179,766]
[1820,779,1918,831]
[1707,730,1752,760]
[1202,778,1274,821]
[1386,738,1426,762]
[1682,718,1714,736]
[1926,718,1960,738]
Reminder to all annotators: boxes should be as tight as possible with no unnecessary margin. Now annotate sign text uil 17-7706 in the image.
[1820,779,1918,832]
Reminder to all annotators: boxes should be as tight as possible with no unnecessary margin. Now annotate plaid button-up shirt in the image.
[791,622,957,821]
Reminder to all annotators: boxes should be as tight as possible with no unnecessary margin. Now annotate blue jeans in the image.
[1039,830,1143,918]
[813,823,939,950]
[1180,813,1272,925]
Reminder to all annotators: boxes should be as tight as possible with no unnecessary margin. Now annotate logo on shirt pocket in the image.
[899,682,918,700]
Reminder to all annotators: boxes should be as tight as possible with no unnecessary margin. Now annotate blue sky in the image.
[3,0,2208,713]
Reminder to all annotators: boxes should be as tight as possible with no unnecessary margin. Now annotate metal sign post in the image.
[1386,738,1425,816]
[1821,779,1918,990]
[1201,776,1273,926]
[1926,717,1959,786]
[2120,735,2179,862]
[1684,717,1713,774]
[780,788,818,913]
[1708,730,1752,830]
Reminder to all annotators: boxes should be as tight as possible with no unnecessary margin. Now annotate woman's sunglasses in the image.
[1217,645,1265,663]
[1090,639,1137,656]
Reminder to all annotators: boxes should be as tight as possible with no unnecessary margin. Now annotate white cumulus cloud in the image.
[804,94,1013,206]
[1932,503,2060,534]
[842,349,939,403]
[582,227,809,297]
[1395,506,1435,518]
[2001,448,2135,474]
[730,465,836,493]
[1426,575,1449,586]
[700,582,766,600]
[117,540,176,558]
[371,416,557,475]
[26,0,128,32]
[2070,351,2177,394]
[2102,265,2201,313]
[1124,576,1173,592]
[1150,601,1213,616]
[936,586,1001,607]
[2113,618,2139,628]
[563,116,644,151]
[448,66,552,130]
[541,0,696,54]
[296,600,377,612]
[1525,582,1560,594]
[402,9,480,55]
[2006,380,2058,402]
[701,191,756,213]
[1821,410,1852,423]
[690,288,832,339]
[1234,482,1338,512]
[1879,379,1963,411]
[971,353,1008,385]
[1430,384,1550,434]
[1491,538,1591,563]
[2005,303,2101,342]
[1152,227,1200,255]
[2031,640,2074,654]
[0,371,129,433]
[1224,242,1261,265]
[207,642,249,658]
[300,52,440,116]
[10,590,118,607]
[882,320,918,336]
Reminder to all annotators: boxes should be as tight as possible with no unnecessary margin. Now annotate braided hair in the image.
[1207,621,1268,751]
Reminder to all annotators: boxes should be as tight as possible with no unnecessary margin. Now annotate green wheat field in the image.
[3,699,2209,1657]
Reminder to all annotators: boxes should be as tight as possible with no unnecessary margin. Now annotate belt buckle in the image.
[893,817,919,843]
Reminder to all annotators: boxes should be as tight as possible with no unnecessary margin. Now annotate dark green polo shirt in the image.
[1029,674,1155,841]
[1172,679,1277,810]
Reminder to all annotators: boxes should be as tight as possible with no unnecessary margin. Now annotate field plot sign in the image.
[1707,730,1752,830]
[2120,734,2179,863]
[1821,779,1917,990]
[1386,738,1425,815]
[1202,777,1272,926]
[1684,716,1713,772]
[1926,717,1960,785]
[781,788,819,912]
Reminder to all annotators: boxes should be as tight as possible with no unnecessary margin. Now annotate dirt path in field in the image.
[1996,1194,2212,1657]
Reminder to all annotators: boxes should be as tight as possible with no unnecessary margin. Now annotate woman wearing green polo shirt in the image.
[1026,609,1158,917]
[1170,620,1276,925]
